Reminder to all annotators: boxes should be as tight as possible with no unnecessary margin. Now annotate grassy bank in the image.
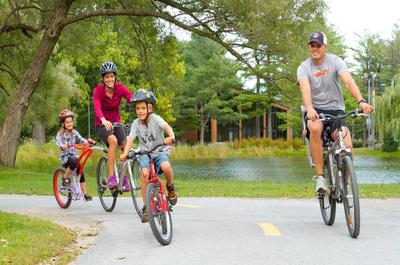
[353,147,400,158]
[0,211,76,265]
[0,140,398,198]
[1,165,399,199]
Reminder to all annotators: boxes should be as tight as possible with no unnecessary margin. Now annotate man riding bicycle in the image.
[297,31,373,194]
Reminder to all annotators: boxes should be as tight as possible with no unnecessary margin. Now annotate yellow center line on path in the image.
[176,203,203,208]
[258,223,282,237]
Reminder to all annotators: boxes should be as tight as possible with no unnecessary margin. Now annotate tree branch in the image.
[0,23,42,36]
[60,5,279,88]
[0,82,10,97]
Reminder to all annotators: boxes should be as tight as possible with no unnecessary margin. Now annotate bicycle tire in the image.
[129,160,144,217]
[145,182,173,245]
[319,154,337,225]
[342,155,360,238]
[96,156,117,212]
[53,168,72,209]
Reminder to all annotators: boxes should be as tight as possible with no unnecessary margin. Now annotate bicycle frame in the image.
[70,144,105,199]
[148,160,169,212]
[324,128,350,200]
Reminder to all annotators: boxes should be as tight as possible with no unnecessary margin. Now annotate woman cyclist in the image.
[93,61,132,190]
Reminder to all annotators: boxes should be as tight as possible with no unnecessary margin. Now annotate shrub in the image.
[291,138,305,150]
[382,132,399,152]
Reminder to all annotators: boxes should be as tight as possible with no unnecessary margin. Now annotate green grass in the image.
[0,140,398,198]
[1,165,399,198]
[354,148,400,158]
[0,211,76,265]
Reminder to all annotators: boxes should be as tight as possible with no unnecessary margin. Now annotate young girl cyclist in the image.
[55,109,95,201]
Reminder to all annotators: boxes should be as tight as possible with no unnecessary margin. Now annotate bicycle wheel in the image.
[145,182,173,245]
[341,155,360,238]
[53,168,72,209]
[319,154,336,225]
[129,160,144,217]
[96,157,117,212]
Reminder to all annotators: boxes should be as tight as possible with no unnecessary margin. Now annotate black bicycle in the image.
[302,107,367,238]
[96,123,144,214]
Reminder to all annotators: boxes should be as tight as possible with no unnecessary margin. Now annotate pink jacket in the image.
[93,82,132,127]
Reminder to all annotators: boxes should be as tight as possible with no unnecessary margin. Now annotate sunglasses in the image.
[309,43,322,48]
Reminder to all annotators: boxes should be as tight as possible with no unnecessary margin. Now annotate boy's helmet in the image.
[59,109,74,122]
[130,89,156,105]
[99,61,117,75]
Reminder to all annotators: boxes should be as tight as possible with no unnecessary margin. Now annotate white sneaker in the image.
[314,175,328,194]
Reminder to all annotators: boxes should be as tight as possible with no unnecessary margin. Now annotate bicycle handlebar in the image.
[127,140,176,159]
[315,109,368,123]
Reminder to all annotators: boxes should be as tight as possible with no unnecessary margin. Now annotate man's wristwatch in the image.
[357,98,368,105]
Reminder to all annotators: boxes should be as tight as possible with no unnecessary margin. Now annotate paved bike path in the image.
[0,195,399,265]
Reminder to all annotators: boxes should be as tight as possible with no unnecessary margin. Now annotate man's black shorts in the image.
[304,109,348,140]
[96,125,127,147]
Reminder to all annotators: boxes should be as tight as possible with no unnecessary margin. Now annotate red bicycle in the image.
[53,144,106,208]
[128,143,174,245]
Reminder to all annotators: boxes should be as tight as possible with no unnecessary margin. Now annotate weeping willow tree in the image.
[375,75,400,147]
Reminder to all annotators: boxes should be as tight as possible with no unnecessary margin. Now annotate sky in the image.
[326,0,400,51]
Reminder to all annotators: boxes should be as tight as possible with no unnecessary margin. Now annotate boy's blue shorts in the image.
[139,154,170,175]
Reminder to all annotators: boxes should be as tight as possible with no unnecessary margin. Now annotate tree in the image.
[0,0,338,166]
[25,60,82,143]
[375,75,400,147]
[175,35,242,144]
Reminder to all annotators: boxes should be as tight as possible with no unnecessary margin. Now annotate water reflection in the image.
[173,156,400,184]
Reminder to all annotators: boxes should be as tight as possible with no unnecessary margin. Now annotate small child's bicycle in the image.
[127,143,174,246]
[53,144,106,208]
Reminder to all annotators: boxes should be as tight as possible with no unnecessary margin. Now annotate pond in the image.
[173,156,400,184]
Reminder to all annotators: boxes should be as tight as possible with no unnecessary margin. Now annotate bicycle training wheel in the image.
[319,154,337,225]
[53,168,72,209]
[129,160,144,217]
[341,155,360,238]
[145,182,173,245]
[96,157,117,212]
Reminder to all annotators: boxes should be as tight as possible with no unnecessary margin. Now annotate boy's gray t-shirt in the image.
[129,113,168,155]
[297,53,348,111]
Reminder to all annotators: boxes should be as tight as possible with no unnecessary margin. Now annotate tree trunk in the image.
[0,1,71,167]
[199,111,205,145]
[254,76,261,138]
[32,121,46,144]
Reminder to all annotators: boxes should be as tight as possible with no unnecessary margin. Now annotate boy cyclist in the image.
[120,89,178,223]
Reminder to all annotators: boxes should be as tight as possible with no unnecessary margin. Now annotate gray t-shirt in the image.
[297,53,348,111]
[129,113,168,155]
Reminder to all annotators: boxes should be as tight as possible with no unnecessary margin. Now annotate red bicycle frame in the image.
[148,161,169,212]
[72,144,93,177]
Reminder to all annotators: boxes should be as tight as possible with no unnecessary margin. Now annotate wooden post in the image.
[263,111,267,138]
[239,108,243,142]
[211,118,217,143]
[287,107,293,140]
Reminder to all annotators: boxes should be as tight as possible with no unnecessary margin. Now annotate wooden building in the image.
[180,102,293,143]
